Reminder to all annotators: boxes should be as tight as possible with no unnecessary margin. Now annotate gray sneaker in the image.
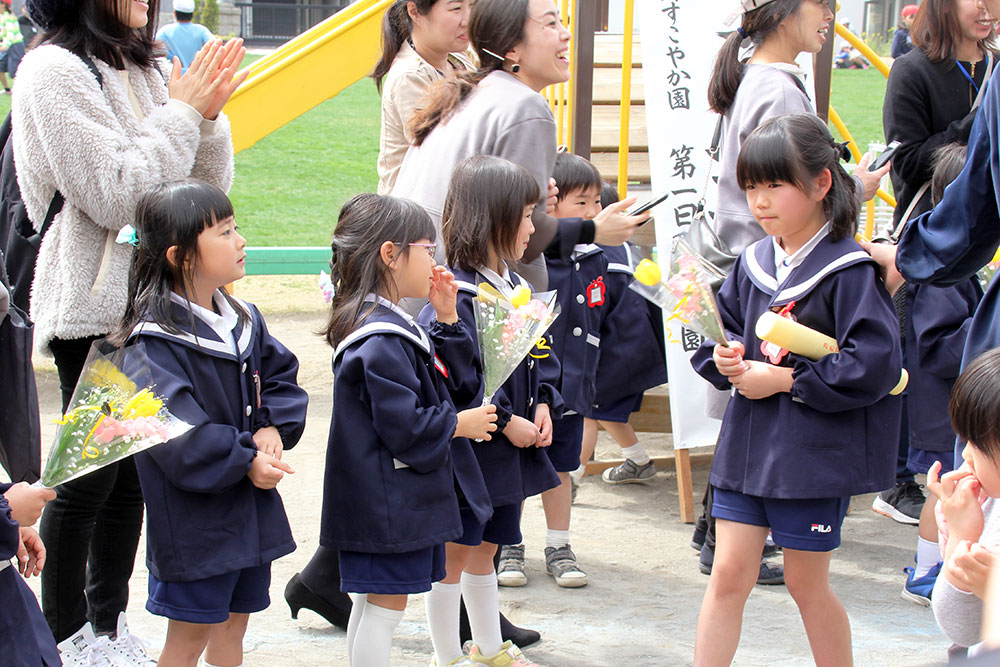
[544,545,588,588]
[497,544,527,587]
[602,458,656,484]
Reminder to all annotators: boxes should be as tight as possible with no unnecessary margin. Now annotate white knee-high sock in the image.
[915,536,943,578]
[426,582,463,665]
[461,571,502,656]
[351,602,403,667]
[346,593,367,664]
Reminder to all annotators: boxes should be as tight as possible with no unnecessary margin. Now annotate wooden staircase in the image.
[588,33,650,185]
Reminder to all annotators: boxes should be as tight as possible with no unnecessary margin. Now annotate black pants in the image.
[40,336,144,641]
[695,483,716,550]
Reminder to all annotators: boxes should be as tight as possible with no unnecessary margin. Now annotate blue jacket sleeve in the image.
[912,283,979,379]
[896,72,1000,286]
[250,307,308,450]
[145,345,257,494]
[358,336,458,473]
[789,265,902,412]
[690,258,746,389]
[427,317,483,410]
[0,489,18,561]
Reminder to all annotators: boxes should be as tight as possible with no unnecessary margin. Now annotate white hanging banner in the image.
[639,1,728,450]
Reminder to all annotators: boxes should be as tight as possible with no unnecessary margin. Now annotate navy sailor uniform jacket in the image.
[691,236,902,498]
[544,243,607,414]
[321,300,492,553]
[419,267,562,507]
[0,485,59,666]
[128,292,308,581]
[593,243,667,403]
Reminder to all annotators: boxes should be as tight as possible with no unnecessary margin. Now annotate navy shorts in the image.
[455,504,522,547]
[711,488,850,552]
[907,447,956,476]
[339,544,446,595]
[146,563,271,624]
[588,393,644,423]
[546,413,584,472]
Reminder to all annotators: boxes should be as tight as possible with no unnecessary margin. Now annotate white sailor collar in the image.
[333,294,431,362]
[606,243,635,275]
[744,234,875,306]
[130,290,253,361]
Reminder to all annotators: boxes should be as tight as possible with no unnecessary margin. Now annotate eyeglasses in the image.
[396,242,437,258]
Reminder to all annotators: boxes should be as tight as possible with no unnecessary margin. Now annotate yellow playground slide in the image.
[223,0,392,154]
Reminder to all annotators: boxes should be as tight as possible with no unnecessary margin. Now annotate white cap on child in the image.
[173,0,195,13]
[724,0,778,26]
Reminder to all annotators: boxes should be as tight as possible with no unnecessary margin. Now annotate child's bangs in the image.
[189,184,236,229]
[736,129,801,191]
[396,198,436,244]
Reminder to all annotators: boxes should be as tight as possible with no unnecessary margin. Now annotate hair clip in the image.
[737,26,748,39]
[115,224,139,247]
[480,48,505,62]
[835,141,852,163]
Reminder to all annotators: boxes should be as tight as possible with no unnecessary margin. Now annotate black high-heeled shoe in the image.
[459,601,541,648]
[284,573,352,630]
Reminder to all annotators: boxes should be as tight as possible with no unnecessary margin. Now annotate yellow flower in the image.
[634,258,662,286]
[511,285,531,308]
[121,388,162,419]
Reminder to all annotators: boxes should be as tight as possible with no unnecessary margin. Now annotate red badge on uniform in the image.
[433,354,449,378]
[587,276,606,308]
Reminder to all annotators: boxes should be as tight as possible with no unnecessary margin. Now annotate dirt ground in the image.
[25,277,951,666]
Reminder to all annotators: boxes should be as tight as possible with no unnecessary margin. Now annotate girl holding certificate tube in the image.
[690,113,903,666]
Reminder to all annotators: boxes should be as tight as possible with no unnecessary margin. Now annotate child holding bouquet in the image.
[319,193,496,666]
[690,113,902,666]
[113,179,308,667]
[419,155,561,667]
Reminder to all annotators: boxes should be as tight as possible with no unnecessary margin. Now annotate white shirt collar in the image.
[169,291,239,355]
[476,263,515,294]
[572,243,600,259]
[772,222,831,285]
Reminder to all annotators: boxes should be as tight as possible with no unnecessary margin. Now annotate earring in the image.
[511,63,521,73]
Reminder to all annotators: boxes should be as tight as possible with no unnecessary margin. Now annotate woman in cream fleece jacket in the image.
[14,0,245,644]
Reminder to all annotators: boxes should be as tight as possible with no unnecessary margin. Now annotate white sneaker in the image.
[56,622,118,666]
[106,612,156,666]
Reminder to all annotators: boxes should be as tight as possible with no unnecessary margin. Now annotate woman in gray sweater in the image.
[16,0,244,649]
[393,0,646,290]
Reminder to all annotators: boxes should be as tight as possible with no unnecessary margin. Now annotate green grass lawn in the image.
[0,59,889,249]
[829,68,889,152]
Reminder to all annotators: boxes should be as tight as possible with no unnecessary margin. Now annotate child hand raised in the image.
[928,460,985,550]
[248,452,295,490]
[456,404,498,441]
[428,265,458,324]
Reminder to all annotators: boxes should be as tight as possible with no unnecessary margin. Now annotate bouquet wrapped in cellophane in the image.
[474,281,560,405]
[629,237,729,346]
[37,342,193,488]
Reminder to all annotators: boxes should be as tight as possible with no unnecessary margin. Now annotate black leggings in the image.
[40,335,144,640]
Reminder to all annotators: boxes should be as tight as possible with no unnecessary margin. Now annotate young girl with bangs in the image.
[113,179,308,667]
[319,193,497,666]
[418,155,560,667]
[690,114,903,666]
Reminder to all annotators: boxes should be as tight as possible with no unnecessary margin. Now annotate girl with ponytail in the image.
[691,113,903,665]
[709,0,887,254]
[372,0,475,193]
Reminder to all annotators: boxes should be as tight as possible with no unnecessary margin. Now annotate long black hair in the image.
[708,0,804,115]
[371,0,441,93]
[322,193,436,347]
[736,113,859,240]
[409,0,530,145]
[113,179,246,346]
[442,155,539,272]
